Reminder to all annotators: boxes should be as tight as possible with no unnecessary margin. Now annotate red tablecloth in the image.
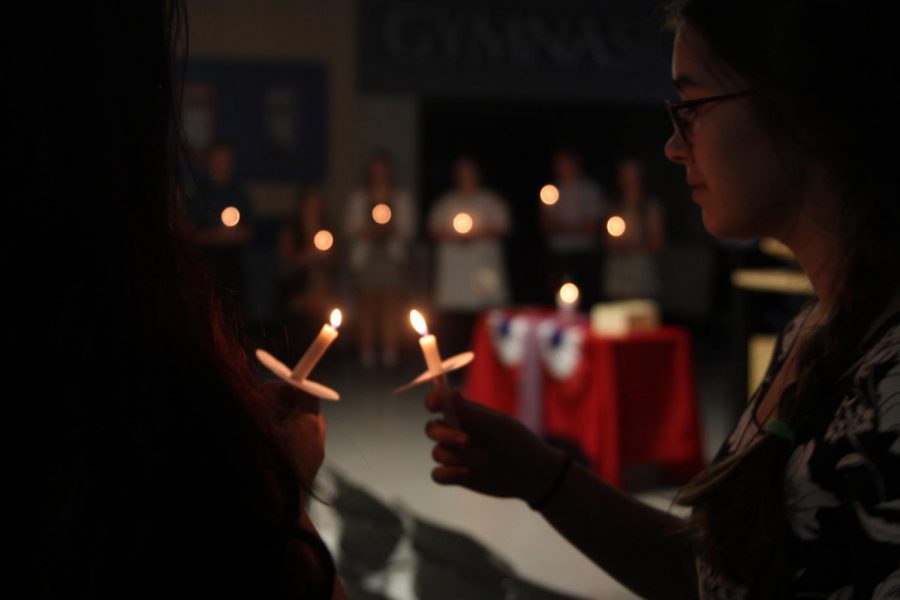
[464,311,704,487]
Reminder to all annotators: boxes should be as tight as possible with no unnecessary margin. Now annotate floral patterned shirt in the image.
[698,306,900,599]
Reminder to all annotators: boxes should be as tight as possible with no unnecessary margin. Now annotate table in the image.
[464,310,704,487]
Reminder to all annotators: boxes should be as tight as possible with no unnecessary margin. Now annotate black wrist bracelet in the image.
[528,455,573,511]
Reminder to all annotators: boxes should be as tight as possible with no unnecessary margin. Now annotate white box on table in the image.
[590,300,660,336]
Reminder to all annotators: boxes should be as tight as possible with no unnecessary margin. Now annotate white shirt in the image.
[429,189,511,311]
[344,188,416,270]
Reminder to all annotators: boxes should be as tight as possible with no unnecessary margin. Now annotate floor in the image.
[303,331,735,599]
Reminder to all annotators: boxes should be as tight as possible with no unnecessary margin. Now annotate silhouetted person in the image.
[541,149,608,304]
[345,150,415,368]
[10,3,342,597]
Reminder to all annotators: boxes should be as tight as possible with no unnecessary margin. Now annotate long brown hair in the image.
[667,0,900,596]
[8,2,330,596]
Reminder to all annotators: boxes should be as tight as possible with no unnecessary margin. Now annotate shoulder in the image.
[775,303,817,362]
[797,320,900,534]
[721,305,816,456]
[829,320,900,444]
[855,318,900,387]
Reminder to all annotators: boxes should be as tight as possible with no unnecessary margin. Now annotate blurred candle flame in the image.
[558,282,580,305]
[372,203,392,224]
[607,215,626,237]
[540,184,560,206]
[313,229,334,251]
[330,308,342,329]
[221,206,241,227]
[453,212,474,234]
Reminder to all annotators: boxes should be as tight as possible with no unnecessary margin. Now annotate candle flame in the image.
[372,203,392,225]
[607,215,626,237]
[221,206,241,227]
[559,282,580,305]
[453,212,474,234]
[313,229,334,251]
[409,309,429,336]
[540,184,560,206]
[330,308,342,329]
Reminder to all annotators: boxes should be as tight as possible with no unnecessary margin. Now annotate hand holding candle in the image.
[395,309,475,426]
[409,309,455,425]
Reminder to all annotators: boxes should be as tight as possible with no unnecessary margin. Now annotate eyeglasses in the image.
[666,90,756,144]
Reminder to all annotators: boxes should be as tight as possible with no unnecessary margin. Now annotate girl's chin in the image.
[702,211,763,241]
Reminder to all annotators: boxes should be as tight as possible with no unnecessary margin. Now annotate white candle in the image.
[290,309,342,382]
[410,309,443,376]
[409,309,466,426]
[410,309,457,424]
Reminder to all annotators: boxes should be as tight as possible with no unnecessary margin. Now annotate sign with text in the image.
[357,0,672,102]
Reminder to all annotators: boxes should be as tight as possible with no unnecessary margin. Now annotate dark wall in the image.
[184,60,328,182]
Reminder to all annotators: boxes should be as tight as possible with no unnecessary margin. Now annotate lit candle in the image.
[372,203,392,225]
[453,212,474,235]
[313,229,334,251]
[557,282,580,318]
[291,309,342,382]
[221,206,241,227]
[410,309,444,380]
[607,215,626,237]
[540,184,560,206]
[410,309,457,424]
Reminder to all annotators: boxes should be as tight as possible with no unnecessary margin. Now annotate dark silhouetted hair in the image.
[8,2,332,597]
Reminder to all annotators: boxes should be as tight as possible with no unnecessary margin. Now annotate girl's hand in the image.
[424,390,565,505]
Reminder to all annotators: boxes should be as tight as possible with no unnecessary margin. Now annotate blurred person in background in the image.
[428,156,511,354]
[9,2,342,597]
[541,148,609,305]
[345,150,416,369]
[602,157,666,300]
[188,139,255,311]
[280,186,338,340]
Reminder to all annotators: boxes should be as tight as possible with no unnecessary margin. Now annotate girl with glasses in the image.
[422,1,900,597]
